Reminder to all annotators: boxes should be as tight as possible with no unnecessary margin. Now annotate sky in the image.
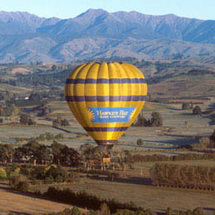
[0,0,214,20]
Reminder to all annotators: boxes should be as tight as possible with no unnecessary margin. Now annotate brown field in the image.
[0,183,79,215]
[10,67,31,74]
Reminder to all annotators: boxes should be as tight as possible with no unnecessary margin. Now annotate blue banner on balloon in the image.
[88,107,136,123]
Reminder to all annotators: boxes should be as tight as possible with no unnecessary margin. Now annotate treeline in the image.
[42,186,146,213]
[15,66,75,88]
[16,132,64,143]
[130,153,215,163]
[150,163,215,190]
[35,187,205,215]
[0,140,81,167]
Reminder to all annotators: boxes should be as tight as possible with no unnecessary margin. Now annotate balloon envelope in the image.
[65,62,147,148]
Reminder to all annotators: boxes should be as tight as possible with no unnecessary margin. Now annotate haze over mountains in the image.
[0,9,215,63]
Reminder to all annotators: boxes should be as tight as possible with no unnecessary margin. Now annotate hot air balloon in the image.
[65,62,147,150]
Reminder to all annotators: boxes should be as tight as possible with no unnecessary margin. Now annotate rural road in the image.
[0,185,72,215]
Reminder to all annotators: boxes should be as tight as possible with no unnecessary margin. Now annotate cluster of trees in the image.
[0,142,125,171]
[0,140,81,167]
[32,132,64,141]
[19,113,35,125]
[0,104,18,117]
[7,164,80,191]
[133,112,163,127]
[150,163,215,190]
[52,115,70,127]
[182,103,202,115]
[79,144,104,170]
[37,104,52,116]
[0,90,14,101]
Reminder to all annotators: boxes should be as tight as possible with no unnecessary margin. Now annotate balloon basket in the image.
[102,156,111,163]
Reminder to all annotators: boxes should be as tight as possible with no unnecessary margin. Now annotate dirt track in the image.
[0,185,72,215]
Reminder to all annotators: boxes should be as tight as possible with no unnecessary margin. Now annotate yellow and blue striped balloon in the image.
[65,62,147,148]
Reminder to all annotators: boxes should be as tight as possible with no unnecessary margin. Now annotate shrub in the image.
[67,172,80,183]
[9,175,29,191]
[197,137,210,148]
[55,175,63,183]
[61,119,70,126]
[71,206,81,215]
[32,166,46,180]
[0,167,7,179]
[100,203,110,215]
[45,165,68,182]
[136,139,144,146]
[192,207,203,215]
[44,176,54,184]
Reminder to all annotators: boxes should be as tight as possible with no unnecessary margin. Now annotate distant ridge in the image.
[0,9,215,63]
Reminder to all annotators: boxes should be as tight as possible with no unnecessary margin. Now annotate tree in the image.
[192,207,203,215]
[36,145,51,164]
[28,118,35,125]
[193,106,202,115]
[29,92,41,101]
[51,65,57,71]
[51,141,67,164]
[20,114,29,125]
[52,119,60,127]
[60,147,81,167]
[61,119,70,126]
[19,113,35,125]
[136,138,144,146]
[45,165,68,182]
[22,140,41,165]
[99,203,110,215]
[37,105,51,116]
[182,103,191,110]
[0,144,14,163]
[150,112,163,127]
[80,144,103,169]
[209,129,215,148]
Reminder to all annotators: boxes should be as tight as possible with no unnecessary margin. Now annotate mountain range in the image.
[0,9,215,63]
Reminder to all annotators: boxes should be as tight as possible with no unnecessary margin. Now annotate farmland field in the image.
[30,177,215,214]
[0,182,78,215]
[0,59,215,214]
